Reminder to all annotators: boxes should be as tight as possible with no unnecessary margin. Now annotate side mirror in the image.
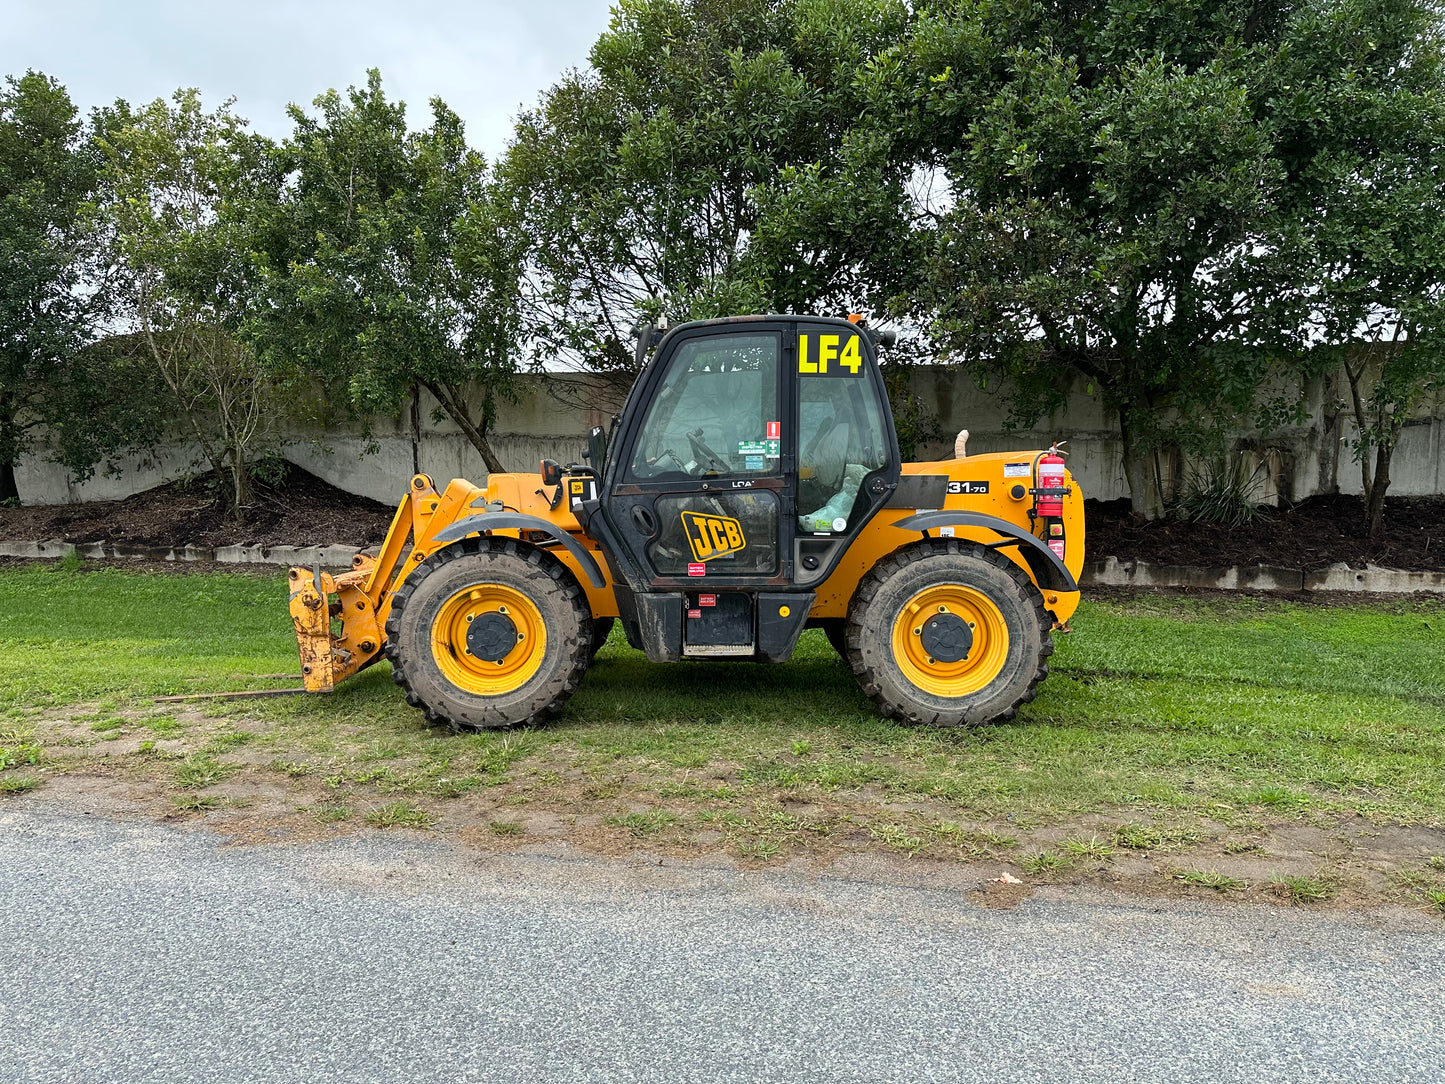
[584,425,608,476]
[633,322,655,369]
[540,459,562,487]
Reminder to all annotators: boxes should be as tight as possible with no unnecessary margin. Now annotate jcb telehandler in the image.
[289,315,1083,728]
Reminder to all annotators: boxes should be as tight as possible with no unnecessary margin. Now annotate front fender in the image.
[430,512,606,589]
[893,511,1079,592]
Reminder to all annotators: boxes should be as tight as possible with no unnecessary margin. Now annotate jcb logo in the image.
[681,511,746,562]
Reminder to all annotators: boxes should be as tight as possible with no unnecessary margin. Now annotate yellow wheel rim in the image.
[891,583,1009,698]
[430,583,547,696]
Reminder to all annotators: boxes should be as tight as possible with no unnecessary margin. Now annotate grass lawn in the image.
[2,562,1442,911]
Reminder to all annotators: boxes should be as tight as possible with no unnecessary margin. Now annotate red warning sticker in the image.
[687,609,702,619]
[688,563,706,577]
[766,420,780,439]
[699,594,716,607]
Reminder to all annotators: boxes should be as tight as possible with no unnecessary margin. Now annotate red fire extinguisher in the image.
[1032,445,1070,561]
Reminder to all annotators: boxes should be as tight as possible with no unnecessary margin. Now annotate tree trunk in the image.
[0,402,19,505]
[1365,441,1392,545]
[410,383,422,477]
[1119,412,1164,519]
[422,380,505,474]
[227,447,251,523]
[0,460,18,506]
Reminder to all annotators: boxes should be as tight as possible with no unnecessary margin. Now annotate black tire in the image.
[589,616,616,659]
[384,537,592,730]
[844,540,1053,726]
[820,619,848,660]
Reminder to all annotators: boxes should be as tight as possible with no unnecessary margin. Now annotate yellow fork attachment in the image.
[288,555,384,693]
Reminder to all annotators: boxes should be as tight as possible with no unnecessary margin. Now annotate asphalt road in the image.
[3,806,1441,1084]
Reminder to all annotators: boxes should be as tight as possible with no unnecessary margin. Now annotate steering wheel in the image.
[687,428,730,474]
[651,448,689,475]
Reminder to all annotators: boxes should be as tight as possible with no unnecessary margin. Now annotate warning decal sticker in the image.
[738,440,780,459]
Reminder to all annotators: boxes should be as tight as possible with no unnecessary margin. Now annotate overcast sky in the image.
[2,0,615,158]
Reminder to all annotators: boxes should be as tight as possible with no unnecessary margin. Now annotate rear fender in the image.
[893,511,1078,592]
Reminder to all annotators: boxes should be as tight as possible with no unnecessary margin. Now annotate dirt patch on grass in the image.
[11,759,1443,918]
[0,463,394,549]
[1087,493,1445,572]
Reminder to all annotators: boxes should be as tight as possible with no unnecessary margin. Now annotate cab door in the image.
[605,324,793,589]
[791,320,901,587]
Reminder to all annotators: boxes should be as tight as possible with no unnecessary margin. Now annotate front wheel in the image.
[844,541,1053,726]
[384,538,593,730]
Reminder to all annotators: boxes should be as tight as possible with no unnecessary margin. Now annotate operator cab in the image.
[587,316,901,663]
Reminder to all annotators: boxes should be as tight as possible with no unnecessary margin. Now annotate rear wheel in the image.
[384,538,592,730]
[844,541,1052,726]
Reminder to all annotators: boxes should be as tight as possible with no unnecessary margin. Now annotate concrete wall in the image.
[13,366,1444,507]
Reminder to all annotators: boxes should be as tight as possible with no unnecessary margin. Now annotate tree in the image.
[101,90,282,516]
[499,0,917,374]
[254,71,521,473]
[1282,0,1445,541]
[0,72,152,504]
[875,1,1338,517]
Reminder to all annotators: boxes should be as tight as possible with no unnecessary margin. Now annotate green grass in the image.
[1022,849,1071,875]
[1174,869,1248,892]
[1270,874,1336,903]
[310,801,354,823]
[1113,823,1202,851]
[364,800,437,829]
[606,809,679,836]
[1,566,1443,833]
[173,755,236,789]
[1061,834,1115,860]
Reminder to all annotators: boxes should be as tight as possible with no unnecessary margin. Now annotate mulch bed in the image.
[4,465,1444,572]
[1087,494,1445,573]
[0,464,394,550]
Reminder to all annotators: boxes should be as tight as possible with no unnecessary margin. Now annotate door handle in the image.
[631,505,657,536]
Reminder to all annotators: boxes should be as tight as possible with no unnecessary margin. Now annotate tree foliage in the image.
[254,71,522,472]
[499,0,917,372]
[101,90,283,516]
[1284,0,1445,540]
[874,1,1335,516]
[0,72,154,504]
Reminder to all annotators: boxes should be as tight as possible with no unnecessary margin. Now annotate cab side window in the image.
[796,330,888,534]
[628,333,780,480]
